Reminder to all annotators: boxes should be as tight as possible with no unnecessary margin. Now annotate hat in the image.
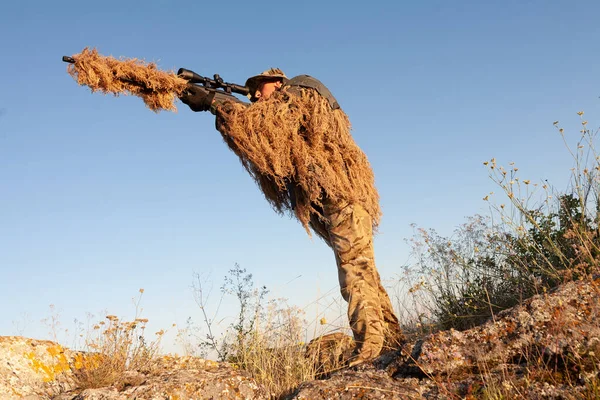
[245,68,288,100]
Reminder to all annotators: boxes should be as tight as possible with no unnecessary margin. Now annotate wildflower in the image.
[523,180,530,185]
[319,318,327,325]
[139,288,145,294]
[577,111,584,116]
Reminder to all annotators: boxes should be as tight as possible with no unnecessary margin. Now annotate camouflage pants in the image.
[310,199,404,363]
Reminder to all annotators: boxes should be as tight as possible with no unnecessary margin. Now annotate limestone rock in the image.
[0,336,76,399]
[290,279,600,399]
[54,357,267,400]
[0,337,266,399]
[2,279,599,399]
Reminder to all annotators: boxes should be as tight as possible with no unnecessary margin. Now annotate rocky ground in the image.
[2,278,599,399]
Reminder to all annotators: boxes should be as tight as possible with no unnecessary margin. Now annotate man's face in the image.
[256,79,283,100]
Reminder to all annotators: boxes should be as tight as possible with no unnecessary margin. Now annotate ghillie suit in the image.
[213,81,404,364]
[214,86,380,235]
[65,48,188,112]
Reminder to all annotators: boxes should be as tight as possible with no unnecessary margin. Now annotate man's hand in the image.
[179,84,216,112]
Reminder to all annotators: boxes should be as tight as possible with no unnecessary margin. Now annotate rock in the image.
[2,279,599,399]
[405,279,600,379]
[0,336,77,399]
[54,357,267,399]
[290,279,600,399]
[0,337,266,399]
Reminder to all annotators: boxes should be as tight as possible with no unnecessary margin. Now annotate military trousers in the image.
[309,199,404,362]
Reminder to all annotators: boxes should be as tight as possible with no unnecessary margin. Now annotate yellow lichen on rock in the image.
[24,343,72,382]
[1,336,77,397]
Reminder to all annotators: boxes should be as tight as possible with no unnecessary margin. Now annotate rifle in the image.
[62,55,249,101]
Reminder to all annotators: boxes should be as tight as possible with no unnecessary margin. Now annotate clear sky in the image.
[1,0,599,354]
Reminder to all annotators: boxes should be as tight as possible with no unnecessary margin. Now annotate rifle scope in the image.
[178,68,249,96]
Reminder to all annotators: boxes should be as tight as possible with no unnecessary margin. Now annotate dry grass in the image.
[71,289,166,389]
[176,267,352,399]
[224,302,317,398]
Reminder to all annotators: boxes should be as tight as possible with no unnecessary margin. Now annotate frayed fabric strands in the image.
[66,48,188,112]
[215,89,381,233]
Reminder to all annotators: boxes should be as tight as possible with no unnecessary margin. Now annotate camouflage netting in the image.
[215,89,381,234]
[66,47,188,112]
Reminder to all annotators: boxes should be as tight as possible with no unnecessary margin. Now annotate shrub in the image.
[404,114,600,331]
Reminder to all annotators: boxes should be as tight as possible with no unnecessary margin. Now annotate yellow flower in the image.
[319,318,327,325]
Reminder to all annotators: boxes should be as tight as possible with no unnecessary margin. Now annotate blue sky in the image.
[1,0,599,353]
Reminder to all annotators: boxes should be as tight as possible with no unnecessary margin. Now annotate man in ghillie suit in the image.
[180,68,404,365]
